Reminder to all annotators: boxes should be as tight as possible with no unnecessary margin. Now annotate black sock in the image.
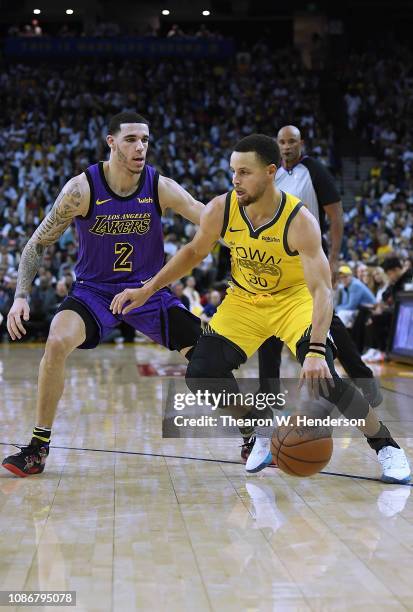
[365,421,400,453]
[32,426,51,446]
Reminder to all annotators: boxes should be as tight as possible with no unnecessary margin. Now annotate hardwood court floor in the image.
[0,341,412,611]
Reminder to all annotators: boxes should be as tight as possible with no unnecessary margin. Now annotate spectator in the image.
[27,275,58,339]
[167,24,185,38]
[55,279,69,310]
[381,257,413,306]
[0,275,14,332]
[200,290,222,324]
[183,276,202,315]
[170,281,190,310]
[379,184,398,207]
[344,87,362,130]
[376,234,393,262]
[363,257,413,362]
[372,266,389,301]
[164,233,179,260]
[1,272,18,326]
[193,253,217,293]
[336,265,376,328]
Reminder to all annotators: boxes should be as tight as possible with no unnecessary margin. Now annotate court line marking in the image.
[1,442,411,486]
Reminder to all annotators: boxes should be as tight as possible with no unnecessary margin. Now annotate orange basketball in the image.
[271,419,333,477]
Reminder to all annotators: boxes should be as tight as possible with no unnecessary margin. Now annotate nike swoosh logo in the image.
[96,198,112,206]
[229,227,244,232]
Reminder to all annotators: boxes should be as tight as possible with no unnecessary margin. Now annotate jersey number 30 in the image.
[113,242,134,272]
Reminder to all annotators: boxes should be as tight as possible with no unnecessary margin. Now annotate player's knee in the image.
[44,333,76,361]
[185,352,227,392]
[185,335,244,394]
[186,355,207,381]
[186,336,244,378]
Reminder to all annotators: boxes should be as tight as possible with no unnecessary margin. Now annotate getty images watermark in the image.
[172,390,366,429]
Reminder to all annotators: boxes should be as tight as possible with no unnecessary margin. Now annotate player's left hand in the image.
[299,356,334,399]
[110,287,151,315]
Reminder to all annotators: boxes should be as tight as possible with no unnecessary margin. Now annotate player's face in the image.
[230,152,275,207]
[277,130,303,164]
[108,123,150,174]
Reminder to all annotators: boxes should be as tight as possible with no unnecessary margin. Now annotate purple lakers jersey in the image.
[74,162,164,284]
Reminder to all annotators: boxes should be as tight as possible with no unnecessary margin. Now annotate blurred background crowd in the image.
[0,16,412,361]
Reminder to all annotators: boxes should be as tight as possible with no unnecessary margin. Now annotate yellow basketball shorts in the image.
[209,284,313,358]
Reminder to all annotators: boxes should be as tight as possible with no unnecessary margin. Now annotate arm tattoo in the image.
[15,178,84,298]
[15,242,45,299]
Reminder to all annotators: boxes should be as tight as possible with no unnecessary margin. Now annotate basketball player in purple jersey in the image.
[3,112,204,477]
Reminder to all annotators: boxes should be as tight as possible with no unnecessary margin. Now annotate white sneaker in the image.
[246,436,272,473]
[378,446,411,484]
[362,348,376,360]
[369,349,385,363]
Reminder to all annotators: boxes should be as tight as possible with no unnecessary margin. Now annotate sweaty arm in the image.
[7,174,89,340]
[158,175,205,225]
[288,206,334,345]
[110,195,225,315]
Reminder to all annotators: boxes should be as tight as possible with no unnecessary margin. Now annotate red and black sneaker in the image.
[241,436,256,463]
[2,440,49,477]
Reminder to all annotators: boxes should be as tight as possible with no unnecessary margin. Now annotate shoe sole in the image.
[246,452,273,474]
[242,455,278,467]
[381,473,411,484]
[2,463,43,478]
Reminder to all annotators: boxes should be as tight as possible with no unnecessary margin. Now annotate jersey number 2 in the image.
[113,242,133,272]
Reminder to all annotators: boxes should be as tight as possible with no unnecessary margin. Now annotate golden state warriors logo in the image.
[235,247,282,292]
[89,213,151,236]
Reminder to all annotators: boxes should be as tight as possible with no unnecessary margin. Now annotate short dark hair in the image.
[382,256,402,272]
[108,112,149,135]
[233,134,281,166]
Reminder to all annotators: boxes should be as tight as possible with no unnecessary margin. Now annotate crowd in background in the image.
[6,19,223,39]
[0,39,412,358]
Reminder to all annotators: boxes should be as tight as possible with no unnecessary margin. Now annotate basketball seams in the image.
[276,456,303,477]
[278,428,332,447]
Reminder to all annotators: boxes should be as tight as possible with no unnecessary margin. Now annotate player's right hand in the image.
[7,298,30,340]
[110,287,152,315]
[299,356,334,399]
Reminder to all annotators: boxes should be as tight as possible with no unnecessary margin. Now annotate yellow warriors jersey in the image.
[221,190,306,295]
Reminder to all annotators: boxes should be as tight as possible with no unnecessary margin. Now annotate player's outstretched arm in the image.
[110,194,225,315]
[158,176,205,225]
[287,206,334,389]
[7,174,89,340]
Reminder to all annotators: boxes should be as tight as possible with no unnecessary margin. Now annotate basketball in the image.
[271,418,333,477]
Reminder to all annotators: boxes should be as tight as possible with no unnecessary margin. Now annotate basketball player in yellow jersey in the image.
[111,134,410,484]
